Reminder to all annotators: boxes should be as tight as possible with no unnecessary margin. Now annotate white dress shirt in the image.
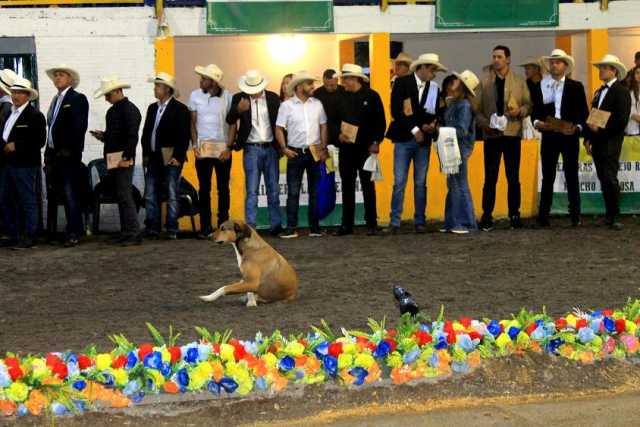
[597,78,617,109]
[151,97,171,152]
[188,88,232,143]
[627,90,640,136]
[47,86,70,148]
[276,95,327,148]
[247,93,273,143]
[2,102,28,142]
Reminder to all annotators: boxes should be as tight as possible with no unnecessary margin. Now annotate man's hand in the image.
[168,158,181,167]
[506,106,520,119]
[560,125,577,136]
[317,147,328,162]
[584,140,592,156]
[369,143,380,154]
[3,142,15,153]
[632,114,640,123]
[193,147,202,159]
[588,123,600,133]
[118,159,133,168]
[219,149,232,162]
[237,98,250,113]
[485,127,502,138]
[414,130,425,144]
[282,147,298,159]
[338,133,350,144]
[535,121,551,131]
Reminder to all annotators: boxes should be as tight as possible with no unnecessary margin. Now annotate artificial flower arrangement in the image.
[2,299,640,417]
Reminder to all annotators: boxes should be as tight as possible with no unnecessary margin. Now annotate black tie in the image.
[419,82,428,108]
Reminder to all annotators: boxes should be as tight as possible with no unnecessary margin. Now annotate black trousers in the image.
[538,134,581,219]
[195,157,231,231]
[112,166,139,237]
[45,157,85,239]
[482,136,521,220]
[592,137,624,220]
[339,147,377,229]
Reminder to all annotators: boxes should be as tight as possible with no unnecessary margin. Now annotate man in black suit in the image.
[0,77,46,249]
[0,69,17,238]
[385,53,447,234]
[226,69,283,235]
[584,54,632,230]
[141,73,191,240]
[43,65,89,247]
[313,69,345,147]
[533,50,589,227]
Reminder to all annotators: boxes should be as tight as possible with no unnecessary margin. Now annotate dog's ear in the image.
[233,222,252,240]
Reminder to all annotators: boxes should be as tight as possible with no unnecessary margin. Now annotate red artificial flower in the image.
[78,355,93,370]
[138,343,154,361]
[525,323,538,336]
[555,318,568,330]
[414,330,433,347]
[602,309,613,317]
[112,355,127,369]
[469,330,482,341]
[168,347,182,364]
[46,353,62,368]
[576,319,588,330]
[212,343,221,354]
[8,365,23,381]
[387,329,398,338]
[328,342,343,358]
[615,319,626,334]
[52,362,68,379]
[383,338,397,353]
[356,336,376,352]
[298,338,308,347]
[446,332,457,345]
[459,317,472,329]
[228,339,246,361]
[4,357,19,370]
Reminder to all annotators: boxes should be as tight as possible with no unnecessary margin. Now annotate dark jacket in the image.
[584,80,632,145]
[104,97,141,160]
[0,99,11,165]
[314,85,345,145]
[0,103,47,168]
[532,77,589,141]
[386,73,441,143]
[333,86,386,151]
[44,87,89,163]
[141,97,191,162]
[226,90,280,150]
[526,78,543,124]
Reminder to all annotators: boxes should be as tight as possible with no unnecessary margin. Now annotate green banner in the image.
[206,0,334,34]
[435,0,559,29]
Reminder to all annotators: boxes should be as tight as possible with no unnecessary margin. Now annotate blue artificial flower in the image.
[435,336,448,350]
[590,319,602,333]
[349,367,368,386]
[373,341,391,358]
[508,326,521,341]
[604,317,616,333]
[126,351,138,370]
[295,370,305,381]
[72,380,87,392]
[16,404,28,417]
[160,362,172,378]
[219,377,238,394]
[146,378,157,392]
[487,320,502,337]
[185,347,199,364]
[143,352,163,370]
[419,323,431,333]
[66,353,78,365]
[0,366,11,388]
[543,322,557,335]
[131,391,145,403]
[243,341,259,356]
[73,400,86,413]
[451,361,469,374]
[429,352,439,368]
[279,356,295,372]
[314,342,329,360]
[545,338,565,354]
[592,310,602,318]
[255,377,268,391]
[197,344,211,362]
[578,327,595,344]
[66,362,79,379]
[123,380,140,396]
[207,380,221,395]
[102,373,115,387]
[530,326,546,341]
[323,355,338,376]
[403,349,420,365]
[177,368,190,387]
[535,319,544,327]
[51,402,68,416]
[457,334,475,353]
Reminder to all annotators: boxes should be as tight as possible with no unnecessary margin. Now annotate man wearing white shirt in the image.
[275,71,328,239]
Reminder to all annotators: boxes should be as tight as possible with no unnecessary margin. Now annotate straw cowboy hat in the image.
[238,69,269,95]
[453,70,480,97]
[45,64,80,88]
[194,64,223,84]
[543,49,575,74]
[519,57,544,70]
[394,52,413,66]
[9,77,39,101]
[0,68,18,96]
[93,76,131,99]
[592,53,627,78]
[339,63,369,82]
[410,53,448,73]
[149,71,179,96]
[287,70,319,94]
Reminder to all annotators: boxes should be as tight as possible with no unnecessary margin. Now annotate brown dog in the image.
[199,220,298,306]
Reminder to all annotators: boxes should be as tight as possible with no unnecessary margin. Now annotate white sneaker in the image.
[451,228,470,234]
[439,228,449,233]
[279,229,299,239]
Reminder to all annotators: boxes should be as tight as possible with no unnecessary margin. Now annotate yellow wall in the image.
[586,29,609,103]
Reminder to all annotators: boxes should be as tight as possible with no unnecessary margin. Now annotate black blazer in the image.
[0,104,46,168]
[226,90,280,150]
[44,87,89,163]
[386,73,440,142]
[141,97,191,162]
[584,80,632,144]
[532,78,589,141]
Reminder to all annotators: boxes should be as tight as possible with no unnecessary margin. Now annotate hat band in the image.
[245,78,264,87]
[12,84,29,90]
[0,76,12,88]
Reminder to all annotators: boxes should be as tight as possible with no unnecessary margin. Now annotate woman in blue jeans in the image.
[441,70,481,234]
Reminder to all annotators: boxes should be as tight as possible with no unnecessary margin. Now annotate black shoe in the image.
[279,228,299,239]
[334,226,353,236]
[414,224,427,234]
[197,228,214,240]
[510,215,523,229]
[165,232,178,240]
[384,226,400,235]
[64,237,79,248]
[269,225,284,237]
[120,235,143,246]
[536,217,550,228]
[366,227,378,236]
[143,229,160,239]
[0,238,19,248]
[571,216,582,227]
[12,239,35,250]
[479,218,494,232]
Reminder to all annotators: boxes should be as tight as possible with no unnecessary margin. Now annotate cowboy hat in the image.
[287,70,319,94]
[9,77,38,101]
[339,63,369,82]
[238,69,269,95]
[195,64,223,84]
[519,57,543,69]
[452,70,480,97]
[410,53,448,73]
[93,76,131,99]
[148,71,179,97]
[543,49,575,74]
[0,69,18,96]
[394,52,413,66]
[45,64,80,88]
[592,53,627,78]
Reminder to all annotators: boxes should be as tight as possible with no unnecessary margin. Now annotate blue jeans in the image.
[243,144,281,229]
[144,155,183,233]
[390,139,430,227]
[444,143,477,231]
[286,150,320,229]
[2,165,38,240]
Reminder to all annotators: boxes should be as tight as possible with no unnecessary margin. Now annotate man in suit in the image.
[141,72,190,240]
[0,77,47,249]
[385,53,447,234]
[226,69,283,235]
[313,69,345,147]
[43,65,89,247]
[584,54,632,230]
[475,45,532,231]
[0,69,17,239]
[533,50,589,227]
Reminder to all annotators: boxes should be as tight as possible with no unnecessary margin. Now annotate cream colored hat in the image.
[46,64,80,88]
[9,77,38,101]
[238,69,269,95]
[394,52,413,66]
[93,76,131,99]
[592,53,627,78]
[339,63,369,82]
[287,70,319,94]
[194,64,223,84]
[543,49,575,74]
[149,71,179,97]
[453,70,480,97]
[0,68,18,96]
[410,53,448,73]
[519,57,543,69]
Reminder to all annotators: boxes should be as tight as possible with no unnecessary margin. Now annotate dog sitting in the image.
[199,220,298,306]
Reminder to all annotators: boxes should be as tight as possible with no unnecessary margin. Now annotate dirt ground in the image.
[1,216,640,425]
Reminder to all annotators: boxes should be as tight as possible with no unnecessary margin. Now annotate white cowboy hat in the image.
[394,52,413,66]
[452,70,480,97]
[543,49,575,74]
[93,76,131,99]
[410,53,448,73]
[45,64,80,88]
[339,63,369,82]
[238,69,269,95]
[287,70,319,95]
[194,64,223,84]
[0,68,18,96]
[592,53,627,78]
[9,77,38,101]
[148,71,179,97]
